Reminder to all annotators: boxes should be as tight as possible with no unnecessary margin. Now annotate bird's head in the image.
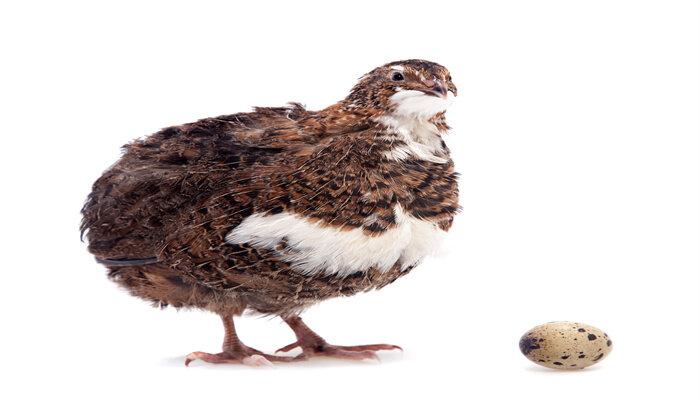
[347,59,457,120]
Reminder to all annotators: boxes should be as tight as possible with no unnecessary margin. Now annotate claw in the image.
[243,354,274,367]
[185,351,203,366]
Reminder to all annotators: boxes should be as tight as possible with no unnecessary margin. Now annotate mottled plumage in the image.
[81,59,460,364]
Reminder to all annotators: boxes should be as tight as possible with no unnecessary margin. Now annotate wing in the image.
[81,103,318,261]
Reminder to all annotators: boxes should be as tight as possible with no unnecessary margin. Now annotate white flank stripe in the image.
[226,206,446,277]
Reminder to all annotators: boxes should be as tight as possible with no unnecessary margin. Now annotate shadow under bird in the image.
[81,59,460,366]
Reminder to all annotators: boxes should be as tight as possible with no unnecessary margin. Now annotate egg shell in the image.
[519,321,613,370]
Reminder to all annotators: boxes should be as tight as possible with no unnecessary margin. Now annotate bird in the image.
[80,59,460,366]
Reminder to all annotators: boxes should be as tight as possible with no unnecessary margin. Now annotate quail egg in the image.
[519,321,612,370]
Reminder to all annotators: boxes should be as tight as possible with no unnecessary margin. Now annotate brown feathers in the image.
[81,59,460,317]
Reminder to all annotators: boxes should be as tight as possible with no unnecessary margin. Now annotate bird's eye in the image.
[447,75,452,82]
[391,71,405,81]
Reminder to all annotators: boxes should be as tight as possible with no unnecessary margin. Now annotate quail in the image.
[81,59,460,365]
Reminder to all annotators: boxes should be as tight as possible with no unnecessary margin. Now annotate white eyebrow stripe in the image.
[390,65,404,71]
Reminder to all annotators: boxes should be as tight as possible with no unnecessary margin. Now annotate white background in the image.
[1,0,699,399]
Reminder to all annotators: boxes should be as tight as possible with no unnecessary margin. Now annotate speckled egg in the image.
[519,321,613,370]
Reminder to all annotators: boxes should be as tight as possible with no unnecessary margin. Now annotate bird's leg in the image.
[185,315,293,366]
[276,315,402,361]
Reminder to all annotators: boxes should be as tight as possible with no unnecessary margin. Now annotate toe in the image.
[185,351,206,366]
[336,344,402,352]
[275,342,300,354]
[316,347,381,361]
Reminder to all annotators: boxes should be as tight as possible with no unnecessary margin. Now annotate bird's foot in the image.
[185,343,298,367]
[185,351,275,367]
[277,315,401,361]
[275,340,401,361]
[185,315,304,367]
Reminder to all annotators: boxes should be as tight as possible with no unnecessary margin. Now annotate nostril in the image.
[422,79,437,88]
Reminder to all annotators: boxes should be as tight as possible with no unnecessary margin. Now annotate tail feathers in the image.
[95,257,159,266]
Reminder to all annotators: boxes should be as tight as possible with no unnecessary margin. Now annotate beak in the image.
[421,78,448,97]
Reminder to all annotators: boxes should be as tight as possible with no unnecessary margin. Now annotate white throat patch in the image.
[375,90,454,163]
[226,205,446,277]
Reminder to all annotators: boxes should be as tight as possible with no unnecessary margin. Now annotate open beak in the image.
[421,78,448,97]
